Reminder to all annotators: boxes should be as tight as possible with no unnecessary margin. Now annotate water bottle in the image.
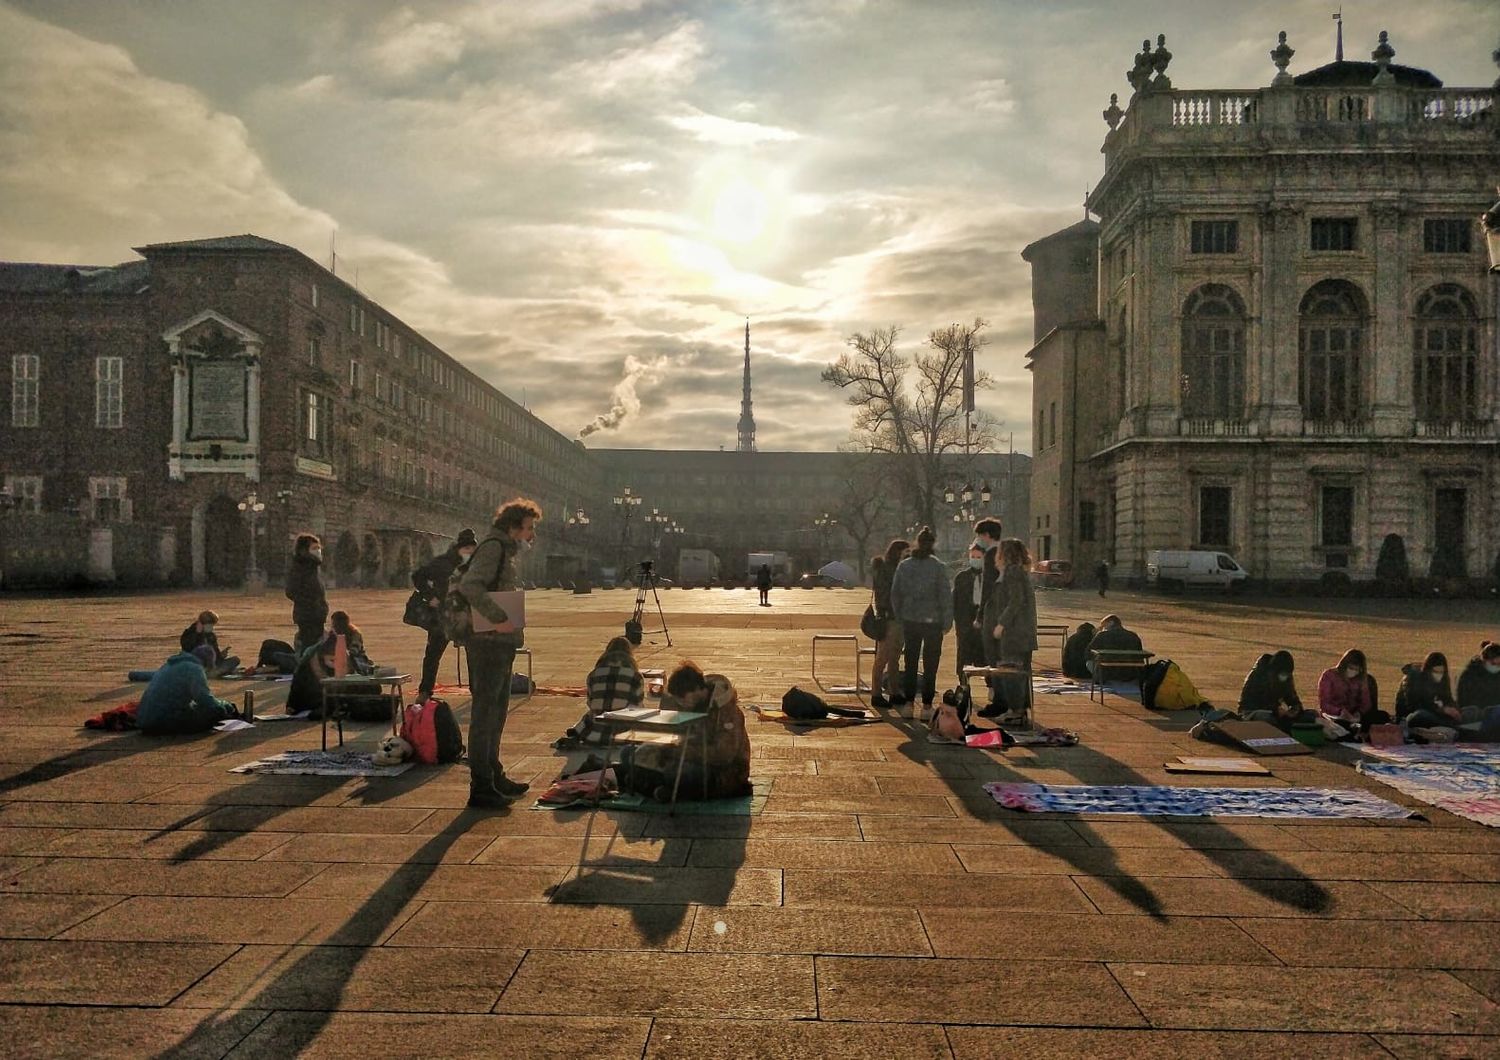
[243,690,255,722]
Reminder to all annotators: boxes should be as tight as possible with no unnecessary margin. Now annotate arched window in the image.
[1413,284,1480,423]
[1180,284,1246,419]
[1299,280,1368,423]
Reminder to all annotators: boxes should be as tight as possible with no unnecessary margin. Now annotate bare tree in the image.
[829,451,893,583]
[822,320,995,530]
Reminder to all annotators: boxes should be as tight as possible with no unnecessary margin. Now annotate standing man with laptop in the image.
[459,498,541,809]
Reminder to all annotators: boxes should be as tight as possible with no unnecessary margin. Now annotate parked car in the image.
[1146,549,1249,592]
[798,572,846,588]
[1030,559,1074,588]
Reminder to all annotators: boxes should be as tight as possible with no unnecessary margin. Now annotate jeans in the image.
[1404,706,1479,730]
[419,628,450,698]
[901,621,945,706]
[466,637,517,792]
[871,622,903,699]
[955,623,984,681]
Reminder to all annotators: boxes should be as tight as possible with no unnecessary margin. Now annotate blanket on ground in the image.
[84,701,139,731]
[984,781,1413,819]
[1356,744,1500,828]
[229,750,413,777]
[533,685,588,697]
[1034,680,1141,700]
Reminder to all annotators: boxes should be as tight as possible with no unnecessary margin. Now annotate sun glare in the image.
[711,179,770,243]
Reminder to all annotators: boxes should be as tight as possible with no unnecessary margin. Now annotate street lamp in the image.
[813,512,837,560]
[567,506,591,571]
[645,508,669,559]
[612,485,643,573]
[236,491,267,590]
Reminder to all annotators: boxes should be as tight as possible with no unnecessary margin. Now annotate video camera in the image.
[637,559,654,575]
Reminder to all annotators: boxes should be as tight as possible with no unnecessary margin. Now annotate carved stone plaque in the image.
[188,361,249,440]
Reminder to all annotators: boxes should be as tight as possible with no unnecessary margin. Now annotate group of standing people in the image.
[867,518,1038,725]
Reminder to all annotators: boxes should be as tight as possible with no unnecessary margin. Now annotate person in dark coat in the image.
[1095,560,1110,598]
[285,533,328,651]
[179,610,240,675]
[411,528,478,700]
[1087,615,1145,682]
[1457,642,1500,710]
[981,538,1038,725]
[971,518,1003,708]
[1061,622,1096,679]
[869,540,909,709]
[890,526,952,719]
[756,564,773,606]
[1238,650,1309,731]
[951,541,986,681]
[1395,652,1458,724]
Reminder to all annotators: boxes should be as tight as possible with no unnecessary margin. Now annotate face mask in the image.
[1486,662,1500,675]
[1276,673,1290,682]
[459,548,475,561]
[968,557,983,569]
[1344,668,1360,680]
[203,624,214,634]
[519,538,534,552]
[1430,670,1445,682]
[310,548,323,559]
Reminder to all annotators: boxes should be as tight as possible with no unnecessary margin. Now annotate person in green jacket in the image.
[137,652,237,735]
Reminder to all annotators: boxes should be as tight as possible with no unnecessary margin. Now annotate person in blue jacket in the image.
[890,526,952,720]
[137,652,237,735]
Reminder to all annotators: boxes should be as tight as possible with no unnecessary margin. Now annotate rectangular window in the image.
[311,283,320,308]
[1190,219,1239,254]
[307,336,321,366]
[3,474,42,512]
[374,371,386,403]
[94,356,123,428]
[359,308,366,336]
[11,354,38,427]
[348,360,362,393]
[1198,485,1232,547]
[89,476,128,522]
[1078,501,1097,543]
[1049,401,1058,448]
[303,391,327,455]
[348,303,358,331]
[1320,485,1354,548]
[1423,218,1472,254]
[1310,217,1358,252]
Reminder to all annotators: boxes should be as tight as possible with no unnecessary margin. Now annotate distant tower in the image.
[737,319,756,452]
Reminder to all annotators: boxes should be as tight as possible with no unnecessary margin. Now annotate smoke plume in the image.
[577,354,669,438]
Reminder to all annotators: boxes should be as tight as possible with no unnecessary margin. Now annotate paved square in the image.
[2,585,1496,1055]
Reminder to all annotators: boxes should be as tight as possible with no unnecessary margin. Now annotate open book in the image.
[600,706,661,722]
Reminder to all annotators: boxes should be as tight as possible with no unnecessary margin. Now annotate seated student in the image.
[1394,652,1465,733]
[618,661,751,801]
[1087,615,1145,682]
[137,651,238,735]
[1457,642,1500,710]
[554,636,644,750]
[1061,622,1096,680]
[285,613,374,717]
[180,611,240,676]
[1238,650,1310,730]
[1317,649,1389,730]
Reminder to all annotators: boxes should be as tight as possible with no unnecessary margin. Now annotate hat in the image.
[455,528,477,548]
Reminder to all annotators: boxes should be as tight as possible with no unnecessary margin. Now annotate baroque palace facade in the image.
[1027,31,1500,587]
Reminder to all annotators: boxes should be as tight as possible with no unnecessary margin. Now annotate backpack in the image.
[1147,660,1207,710]
[401,698,465,764]
[782,686,831,720]
[941,684,973,726]
[433,699,465,762]
[440,539,500,645]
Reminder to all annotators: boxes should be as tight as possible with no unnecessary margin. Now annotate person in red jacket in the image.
[1317,649,1389,732]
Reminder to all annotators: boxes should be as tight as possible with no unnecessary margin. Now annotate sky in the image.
[1,1,1495,454]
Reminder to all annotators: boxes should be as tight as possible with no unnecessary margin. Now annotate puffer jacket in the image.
[1394,664,1455,720]
[890,553,953,629]
[137,653,232,733]
[1457,655,1500,709]
[1238,651,1302,715]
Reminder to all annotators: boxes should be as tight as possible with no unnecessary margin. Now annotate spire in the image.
[1333,8,1343,61]
[737,318,756,452]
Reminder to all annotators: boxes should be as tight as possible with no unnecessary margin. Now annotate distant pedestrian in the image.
[890,526,951,720]
[410,528,478,701]
[1096,560,1110,598]
[285,533,328,652]
[756,564,772,606]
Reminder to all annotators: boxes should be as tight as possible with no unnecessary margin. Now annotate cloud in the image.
[577,353,671,437]
[667,108,802,146]
[365,7,465,81]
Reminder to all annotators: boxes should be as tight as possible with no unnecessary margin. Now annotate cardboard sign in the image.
[1165,757,1273,775]
[1214,719,1313,756]
[469,591,526,633]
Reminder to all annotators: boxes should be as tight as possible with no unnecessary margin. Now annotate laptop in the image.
[469,591,526,634]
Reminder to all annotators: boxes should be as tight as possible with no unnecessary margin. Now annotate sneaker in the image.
[552,733,581,751]
[918,702,934,723]
[976,702,1007,719]
[994,709,1030,727]
[467,789,513,810]
[495,773,530,797]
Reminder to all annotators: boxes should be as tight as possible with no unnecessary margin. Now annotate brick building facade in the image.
[0,235,595,588]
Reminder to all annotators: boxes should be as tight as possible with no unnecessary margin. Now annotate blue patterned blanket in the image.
[1356,745,1500,827]
[984,782,1413,819]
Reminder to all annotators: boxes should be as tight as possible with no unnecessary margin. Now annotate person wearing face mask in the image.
[1317,649,1388,732]
[1396,651,1469,737]
[458,498,541,809]
[951,541,987,682]
[1238,650,1308,731]
[179,610,240,676]
[1457,642,1500,712]
[285,533,328,653]
[411,528,478,702]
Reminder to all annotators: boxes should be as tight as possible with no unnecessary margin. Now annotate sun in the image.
[711,179,770,244]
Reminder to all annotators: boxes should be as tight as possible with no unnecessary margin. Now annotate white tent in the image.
[817,560,856,586]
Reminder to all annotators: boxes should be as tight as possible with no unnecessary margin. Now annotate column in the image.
[1368,204,1410,435]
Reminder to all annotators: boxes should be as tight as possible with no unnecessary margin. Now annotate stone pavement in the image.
[2,584,1498,1058]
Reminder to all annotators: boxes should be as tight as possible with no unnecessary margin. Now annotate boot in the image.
[495,772,530,797]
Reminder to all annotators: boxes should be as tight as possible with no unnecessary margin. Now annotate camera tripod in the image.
[625,563,672,646]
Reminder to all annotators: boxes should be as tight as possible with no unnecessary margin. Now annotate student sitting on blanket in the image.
[179,610,240,676]
[1317,648,1389,732]
[285,612,373,717]
[553,636,644,750]
[617,661,751,802]
[1238,650,1312,731]
[1087,615,1145,682]
[137,651,239,735]
[1457,642,1500,711]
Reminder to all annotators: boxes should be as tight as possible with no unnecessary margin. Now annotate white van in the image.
[1146,549,1249,592]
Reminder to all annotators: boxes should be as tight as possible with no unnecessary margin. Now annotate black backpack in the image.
[1140,659,1172,708]
[782,686,830,720]
[432,699,465,763]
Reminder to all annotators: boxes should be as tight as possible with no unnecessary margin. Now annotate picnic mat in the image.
[230,750,414,777]
[1034,680,1141,700]
[1356,744,1500,828]
[984,782,1413,819]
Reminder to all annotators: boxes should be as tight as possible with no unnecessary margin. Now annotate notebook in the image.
[469,591,526,633]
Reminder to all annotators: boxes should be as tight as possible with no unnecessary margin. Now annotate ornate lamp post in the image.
[645,507,669,560]
[237,491,267,592]
[567,505,591,567]
[945,481,993,546]
[612,485,643,575]
[813,512,838,562]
